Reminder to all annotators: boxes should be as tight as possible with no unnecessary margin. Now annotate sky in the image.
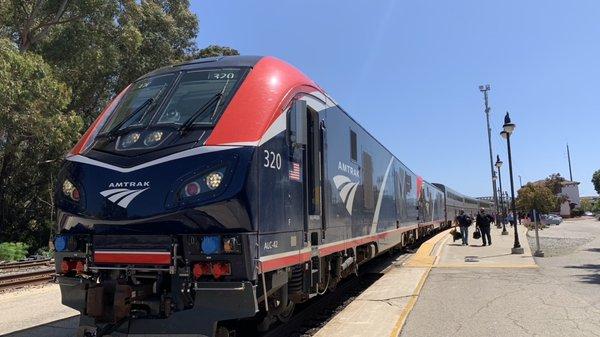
[190,0,600,197]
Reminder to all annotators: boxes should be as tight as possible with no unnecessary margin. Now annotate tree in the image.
[194,45,240,58]
[2,0,238,124]
[38,0,201,124]
[544,173,566,195]
[592,170,600,195]
[580,199,594,212]
[516,183,558,215]
[0,38,83,248]
[0,1,238,251]
[0,0,105,52]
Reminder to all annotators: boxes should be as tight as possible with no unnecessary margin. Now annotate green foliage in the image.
[195,45,240,58]
[38,0,202,124]
[571,208,584,217]
[0,1,237,251]
[592,170,600,195]
[580,199,594,212]
[1,1,238,124]
[516,183,558,214]
[544,173,566,195]
[0,242,30,261]
[0,38,83,249]
[35,246,53,258]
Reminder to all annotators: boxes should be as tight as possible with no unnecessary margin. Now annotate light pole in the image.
[495,155,508,235]
[479,84,500,228]
[500,112,523,254]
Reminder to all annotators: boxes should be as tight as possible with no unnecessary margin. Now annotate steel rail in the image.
[0,258,52,270]
[0,267,55,291]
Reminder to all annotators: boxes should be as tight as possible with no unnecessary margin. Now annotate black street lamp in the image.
[495,155,508,235]
[500,112,524,254]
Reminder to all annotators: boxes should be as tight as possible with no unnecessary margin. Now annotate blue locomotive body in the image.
[54,55,491,337]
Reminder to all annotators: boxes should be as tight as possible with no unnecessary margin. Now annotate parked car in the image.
[584,211,593,216]
[541,214,562,225]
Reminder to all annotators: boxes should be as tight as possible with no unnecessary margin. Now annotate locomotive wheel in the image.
[76,326,96,337]
[215,326,233,337]
[256,314,277,332]
[276,300,295,323]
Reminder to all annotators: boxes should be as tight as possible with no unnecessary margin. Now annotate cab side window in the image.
[350,130,357,162]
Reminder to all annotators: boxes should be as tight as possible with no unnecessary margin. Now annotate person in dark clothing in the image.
[476,208,494,246]
[455,210,472,246]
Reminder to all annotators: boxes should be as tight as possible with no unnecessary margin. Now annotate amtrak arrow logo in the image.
[333,175,359,215]
[100,187,149,208]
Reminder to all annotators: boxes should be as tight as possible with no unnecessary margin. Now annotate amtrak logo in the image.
[100,182,150,208]
[333,175,359,215]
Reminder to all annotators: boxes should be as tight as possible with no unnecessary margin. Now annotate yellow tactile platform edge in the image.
[389,228,451,337]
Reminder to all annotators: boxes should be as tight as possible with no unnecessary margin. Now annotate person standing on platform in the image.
[476,208,494,246]
[456,210,472,246]
[507,212,515,227]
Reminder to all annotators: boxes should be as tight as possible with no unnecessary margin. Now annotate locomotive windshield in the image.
[99,68,246,135]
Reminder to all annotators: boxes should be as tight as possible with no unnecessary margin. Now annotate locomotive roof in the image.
[139,55,264,80]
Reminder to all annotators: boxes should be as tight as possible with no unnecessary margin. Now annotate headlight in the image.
[178,167,227,200]
[205,172,223,190]
[143,130,163,146]
[121,132,140,148]
[62,179,80,202]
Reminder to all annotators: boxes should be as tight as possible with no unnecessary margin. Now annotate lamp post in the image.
[479,85,500,228]
[495,155,508,235]
[500,112,524,254]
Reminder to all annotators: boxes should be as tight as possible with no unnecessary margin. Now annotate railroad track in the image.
[0,258,52,271]
[0,267,55,291]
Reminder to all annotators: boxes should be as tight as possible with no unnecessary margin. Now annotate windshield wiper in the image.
[103,84,170,138]
[104,98,154,138]
[178,92,223,134]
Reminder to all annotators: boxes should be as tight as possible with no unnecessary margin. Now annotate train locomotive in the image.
[53,55,492,337]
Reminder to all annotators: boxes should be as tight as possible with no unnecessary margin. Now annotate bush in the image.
[0,242,30,262]
[571,208,584,217]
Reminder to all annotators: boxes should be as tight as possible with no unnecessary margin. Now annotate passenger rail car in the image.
[54,56,487,337]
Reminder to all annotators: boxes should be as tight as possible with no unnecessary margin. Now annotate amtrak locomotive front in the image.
[54,56,492,337]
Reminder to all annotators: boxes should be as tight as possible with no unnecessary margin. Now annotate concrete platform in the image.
[434,225,537,268]
[314,229,450,337]
[315,224,539,337]
[0,284,78,335]
[401,218,600,337]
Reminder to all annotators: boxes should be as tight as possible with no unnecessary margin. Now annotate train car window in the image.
[363,152,374,210]
[350,130,357,161]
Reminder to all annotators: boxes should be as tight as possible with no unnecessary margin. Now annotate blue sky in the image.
[190,0,600,197]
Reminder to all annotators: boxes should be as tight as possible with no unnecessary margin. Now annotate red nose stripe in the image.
[94,251,171,265]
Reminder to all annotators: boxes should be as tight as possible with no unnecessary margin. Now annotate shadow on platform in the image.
[565,264,600,285]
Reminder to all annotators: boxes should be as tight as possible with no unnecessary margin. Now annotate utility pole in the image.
[479,85,500,227]
[567,143,573,181]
